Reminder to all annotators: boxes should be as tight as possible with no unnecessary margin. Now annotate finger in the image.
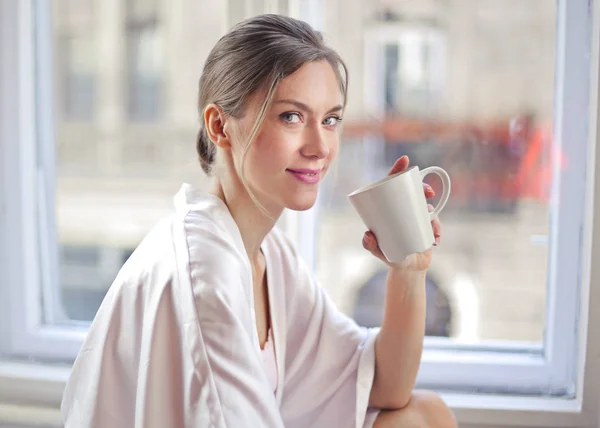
[432,218,442,241]
[427,204,440,244]
[423,183,435,198]
[428,206,442,246]
[362,231,377,251]
[388,156,410,176]
[363,231,386,259]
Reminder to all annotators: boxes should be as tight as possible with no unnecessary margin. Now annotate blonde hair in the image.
[196,14,348,213]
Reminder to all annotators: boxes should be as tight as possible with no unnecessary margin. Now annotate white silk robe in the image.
[61,184,381,428]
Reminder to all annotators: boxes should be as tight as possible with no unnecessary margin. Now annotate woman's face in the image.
[229,60,343,213]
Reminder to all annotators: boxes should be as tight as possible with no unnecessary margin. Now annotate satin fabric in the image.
[261,328,278,394]
[61,184,380,427]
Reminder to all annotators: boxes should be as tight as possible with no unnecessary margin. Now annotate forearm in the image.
[369,267,427,409]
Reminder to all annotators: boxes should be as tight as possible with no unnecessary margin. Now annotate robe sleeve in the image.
[275,232,381,428]
[60,222,194,428]
[61,214,286,428]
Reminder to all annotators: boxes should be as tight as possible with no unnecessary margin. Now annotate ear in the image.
[204,104,232,149]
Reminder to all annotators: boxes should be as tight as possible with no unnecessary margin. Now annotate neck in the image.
[209,177,282,266]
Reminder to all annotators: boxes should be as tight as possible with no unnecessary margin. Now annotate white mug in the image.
[348,166,451,263]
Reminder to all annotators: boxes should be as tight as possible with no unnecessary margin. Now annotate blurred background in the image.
[52,0,555,344]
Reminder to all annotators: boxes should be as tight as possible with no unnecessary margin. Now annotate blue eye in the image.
[323,116,342,126]
[281,112,302,123]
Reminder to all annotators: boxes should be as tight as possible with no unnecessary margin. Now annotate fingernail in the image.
[434,236,440,246]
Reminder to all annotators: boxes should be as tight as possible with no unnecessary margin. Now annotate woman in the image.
[61,14,456,428]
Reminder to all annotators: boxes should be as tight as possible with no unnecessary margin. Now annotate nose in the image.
[300,125,330,159]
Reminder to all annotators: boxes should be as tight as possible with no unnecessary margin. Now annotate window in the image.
[59,35,95,121]
[382,31,444,117]
[0,0,205,362]
[126,0,164,121]
[306,0,593,399]
[311,0,587,396]
[1,0,600,427]
[55,0,96,121]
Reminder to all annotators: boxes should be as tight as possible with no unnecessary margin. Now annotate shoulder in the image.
[82,215,179,355]
[107,185,249,305]
[174,187,250,287]
[114,215,178,292]
[174,184,246,256]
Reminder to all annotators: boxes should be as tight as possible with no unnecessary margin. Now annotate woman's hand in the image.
[362,155,442,273]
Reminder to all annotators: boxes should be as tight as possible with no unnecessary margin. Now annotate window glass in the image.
[55,0,96,120]
[126,0,163,121]
[53,0,208,321]
[51,0,557,346]
[316,0,556,343]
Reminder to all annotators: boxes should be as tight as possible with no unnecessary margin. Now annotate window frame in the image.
[0,0,84,361]
[1,0,600,427]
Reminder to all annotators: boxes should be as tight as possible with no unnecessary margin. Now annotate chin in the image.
[285,194,318,211]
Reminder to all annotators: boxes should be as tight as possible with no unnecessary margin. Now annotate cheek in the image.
[329,135,340,159]
[256,127,296,157]
[246,132,289,173]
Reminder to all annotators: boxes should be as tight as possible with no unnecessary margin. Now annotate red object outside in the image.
[342,116,564,204]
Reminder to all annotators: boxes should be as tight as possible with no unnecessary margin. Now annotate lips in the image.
[286,168,322,185]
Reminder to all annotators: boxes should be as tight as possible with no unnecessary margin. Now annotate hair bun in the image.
[196,127,215,174]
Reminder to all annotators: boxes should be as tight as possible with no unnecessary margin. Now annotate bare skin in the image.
[373,390,457,428]
[253,252,270,348]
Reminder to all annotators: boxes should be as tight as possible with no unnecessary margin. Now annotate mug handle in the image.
[420,166,451,220]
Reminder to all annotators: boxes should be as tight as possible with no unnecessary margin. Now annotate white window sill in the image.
[442,392,593,428]
[0,361,596,428]
[0,361,68,427]
[0,402,62,427]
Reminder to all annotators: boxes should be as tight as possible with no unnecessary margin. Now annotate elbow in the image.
[389,393,413,410]
[376,389,413,410]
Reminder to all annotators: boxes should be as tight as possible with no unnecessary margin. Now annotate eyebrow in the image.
[273,99,343,115]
